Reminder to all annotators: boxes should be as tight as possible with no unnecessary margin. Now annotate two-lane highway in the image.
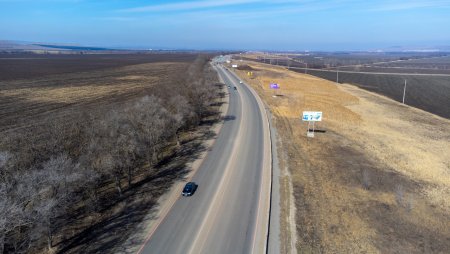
[138,62,271,254]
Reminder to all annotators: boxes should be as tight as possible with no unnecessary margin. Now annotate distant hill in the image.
[382,45,450,52]
[0,40,113,52]
[33,44,112,51]
[0,40,53,50]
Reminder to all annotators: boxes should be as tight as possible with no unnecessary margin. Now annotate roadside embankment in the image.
[232,60,450,253]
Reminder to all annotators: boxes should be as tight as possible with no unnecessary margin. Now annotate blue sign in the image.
[302,111,322,121]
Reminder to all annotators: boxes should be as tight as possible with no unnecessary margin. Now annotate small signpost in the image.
[270,83,280,97]
[302,111,322,137]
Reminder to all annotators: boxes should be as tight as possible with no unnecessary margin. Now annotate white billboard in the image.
[302,111,322,121]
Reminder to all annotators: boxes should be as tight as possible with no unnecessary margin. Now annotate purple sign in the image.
[270,83,280,89]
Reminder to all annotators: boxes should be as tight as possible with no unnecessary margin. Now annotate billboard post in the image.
[302,111,322,138]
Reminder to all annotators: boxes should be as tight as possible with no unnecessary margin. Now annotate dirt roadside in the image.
[232,60,450,253]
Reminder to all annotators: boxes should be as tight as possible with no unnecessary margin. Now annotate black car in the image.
[234,86,237,90]
[182,182,197,196]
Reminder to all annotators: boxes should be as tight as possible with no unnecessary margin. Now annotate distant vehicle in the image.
[239,81,243,84]
[182,182,197,196]
[234,87,237,90]
[227,85,231,88]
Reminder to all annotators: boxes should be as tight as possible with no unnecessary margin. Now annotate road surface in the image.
[138,63,271,254]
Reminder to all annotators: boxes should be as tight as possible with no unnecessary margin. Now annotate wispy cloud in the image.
[115,0,344,23]
[120,0,262,13]
[96,16,136,22]
[0,0,83,2]
[369,0,450,11]
[175,3,335,21]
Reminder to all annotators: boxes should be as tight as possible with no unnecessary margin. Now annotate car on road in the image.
[239,80,243,84]
[182,182,197,196]
[227,85,231,88]
[234,86,237,90]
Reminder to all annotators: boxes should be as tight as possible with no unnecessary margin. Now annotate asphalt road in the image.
[138,63,270,254]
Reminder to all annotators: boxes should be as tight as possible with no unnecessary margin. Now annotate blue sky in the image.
[1,0,450,50]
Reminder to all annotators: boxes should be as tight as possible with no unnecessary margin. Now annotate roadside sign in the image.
[302,111,322,122]
[270,83,280,89]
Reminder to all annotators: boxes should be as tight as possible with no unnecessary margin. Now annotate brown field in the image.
[0,58,191,134]
[0,53,198,81]
[233,60,450,253]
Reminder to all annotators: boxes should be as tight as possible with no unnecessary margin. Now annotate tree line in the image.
[0,55,220,253]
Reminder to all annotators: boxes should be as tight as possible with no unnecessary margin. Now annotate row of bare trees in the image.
[0,55,220,253]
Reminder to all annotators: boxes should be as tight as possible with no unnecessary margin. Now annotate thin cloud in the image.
[369,0,450,11]
[96,16,137,22]
[163,0,341,20]
[181,4,334,21]
[120,0,262,13]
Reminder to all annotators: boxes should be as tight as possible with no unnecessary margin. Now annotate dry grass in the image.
[340,84,450,211]
[233,59,450,253]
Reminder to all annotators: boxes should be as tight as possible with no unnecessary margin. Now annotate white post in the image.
[402,79,407,104]
[336,69,339,84]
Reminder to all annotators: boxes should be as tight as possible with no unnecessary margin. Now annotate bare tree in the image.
[25,154,82,251]
[79,166,101,215]
[165,95,194,146]
[32,198,59,251]
[43,154,83,200]
[0,183,29,254]
[129,96,176,164]
[0,151,12,183]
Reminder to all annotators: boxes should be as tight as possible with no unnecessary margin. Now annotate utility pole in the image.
[336,68,339,84]
[402,79,407,104]
[305,62,308,74]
